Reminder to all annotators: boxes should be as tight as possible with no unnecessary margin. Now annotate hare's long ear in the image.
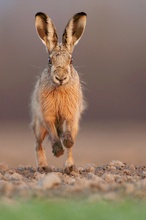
[35,12,58,53]
[62,12,87,53]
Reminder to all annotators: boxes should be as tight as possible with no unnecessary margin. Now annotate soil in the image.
[1,160,146,202]
[1,122,146,202]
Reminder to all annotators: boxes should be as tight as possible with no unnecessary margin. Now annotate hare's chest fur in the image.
[39,81,82,122]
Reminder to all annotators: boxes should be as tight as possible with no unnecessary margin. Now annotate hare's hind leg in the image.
[64,148,75,174]
[32,119,48,170]
[63,119,79,173]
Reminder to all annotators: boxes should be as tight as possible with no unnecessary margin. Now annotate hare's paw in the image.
[52,141,64,157]
[36,156,49,173]
[62,131,74,148]
[64,164,76,175]
[64,157,76,175]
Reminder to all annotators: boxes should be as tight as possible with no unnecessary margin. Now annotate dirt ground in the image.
[1,160,146,201]
[0,121,146,201]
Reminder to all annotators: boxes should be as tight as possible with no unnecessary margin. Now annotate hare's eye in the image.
[70,57,73,65]
[48,57,52,65]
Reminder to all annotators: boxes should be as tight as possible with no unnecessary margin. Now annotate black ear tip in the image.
[77,12,87,17]
[35,12,47,19]
[35,12,43,17]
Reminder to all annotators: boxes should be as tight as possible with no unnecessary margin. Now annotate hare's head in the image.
[35,12,87,86]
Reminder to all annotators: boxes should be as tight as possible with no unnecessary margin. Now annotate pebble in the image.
[37,173,61,189]
[34,172,45,181]
[83,164,96,173]
[75,177,90,188]
[108,160,125,168]
[102,173,116,183]
[87,173,104,182]
[63,175,75,185]
[4,172,23,181]
[77,166,84,173]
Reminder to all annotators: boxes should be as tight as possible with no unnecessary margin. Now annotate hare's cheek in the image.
[67,66,72,76]
[50,65,55,73]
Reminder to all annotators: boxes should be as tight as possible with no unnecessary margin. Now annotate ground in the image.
[0,121,146,201]
[0,160,146,201]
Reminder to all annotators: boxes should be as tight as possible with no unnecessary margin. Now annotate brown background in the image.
[0,0,146,167]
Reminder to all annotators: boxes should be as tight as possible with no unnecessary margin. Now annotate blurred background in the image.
[0,0,146,167]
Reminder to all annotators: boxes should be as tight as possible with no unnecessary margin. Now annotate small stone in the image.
[8,170,15,174]
[63,175,75,185]
[37,173,61,189]
[83,164,96,173]
[75,177,90,188]
[4,172,23,181]
[87,173,103,182]
[123,169,131,175]
[69,170,80,177]
[17,165,25,172]
[108,160,125,168]
[87,172,96,180]
[49,165,56,172]
[34,172,45,181]
[12,172,22,181]
[55,168,64,173]
[102,173,116,183]
[108,166,116,171]
[77,167,84,173]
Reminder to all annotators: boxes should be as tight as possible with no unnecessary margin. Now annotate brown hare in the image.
[31,12,87,173]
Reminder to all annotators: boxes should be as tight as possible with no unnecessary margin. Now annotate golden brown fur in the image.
[31,12,87,172]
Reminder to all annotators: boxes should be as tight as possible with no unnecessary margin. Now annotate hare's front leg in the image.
[46,121,64,157]
[32,120,48,170]
[62,119,79,149]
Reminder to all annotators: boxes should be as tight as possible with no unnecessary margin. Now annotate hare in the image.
[31,12,87,173]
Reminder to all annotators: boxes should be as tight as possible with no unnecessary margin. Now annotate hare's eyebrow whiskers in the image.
[75,65,86,69]
[31,65,42,69]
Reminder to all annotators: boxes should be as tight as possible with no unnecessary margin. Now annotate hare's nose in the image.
[55,76,67,84]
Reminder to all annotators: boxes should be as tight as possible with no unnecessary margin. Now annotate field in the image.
[1,200,146,220]
[0,121,146,218]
